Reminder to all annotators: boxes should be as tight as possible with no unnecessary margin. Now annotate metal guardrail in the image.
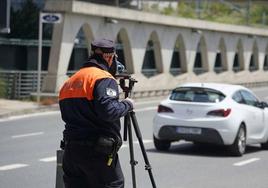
[193,67,207,75]
[132,89,171,99]
[0,70,78,99]
[0,70,268,100]
[214,67,226,74]
[0,70,46,99]
[170,68,182,75]
[141,69,158,77]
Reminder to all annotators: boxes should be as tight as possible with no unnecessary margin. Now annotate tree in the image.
[8,0,39,39]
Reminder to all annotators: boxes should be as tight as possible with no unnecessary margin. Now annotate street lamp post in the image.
[37,12,62,103]
[37,12,43,103]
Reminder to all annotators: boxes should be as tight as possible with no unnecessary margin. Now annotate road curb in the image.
[0,105,59,119]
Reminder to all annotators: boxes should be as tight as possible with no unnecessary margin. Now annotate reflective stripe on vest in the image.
[59,67,114,101]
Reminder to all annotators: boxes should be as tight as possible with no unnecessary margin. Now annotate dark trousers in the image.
[62,142,124,188]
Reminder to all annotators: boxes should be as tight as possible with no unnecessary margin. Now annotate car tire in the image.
[153,136,171,151]
[261,141,268,149]
[229,125,246,156]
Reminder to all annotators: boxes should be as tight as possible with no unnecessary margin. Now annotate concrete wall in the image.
[42,0,268,93]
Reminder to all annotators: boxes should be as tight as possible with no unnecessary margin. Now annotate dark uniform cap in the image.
[91,38,115,53]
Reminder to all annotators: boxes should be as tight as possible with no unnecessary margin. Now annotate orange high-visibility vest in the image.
[59,67,115,101]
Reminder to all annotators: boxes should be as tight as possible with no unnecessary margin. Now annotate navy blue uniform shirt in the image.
[59,55,132,140]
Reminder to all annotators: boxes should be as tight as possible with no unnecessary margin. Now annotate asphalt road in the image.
[0,87,268,188]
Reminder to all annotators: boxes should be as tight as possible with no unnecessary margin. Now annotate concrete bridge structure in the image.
[42,0,268,93]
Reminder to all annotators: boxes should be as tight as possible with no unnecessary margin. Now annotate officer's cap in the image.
[91,38,115,53]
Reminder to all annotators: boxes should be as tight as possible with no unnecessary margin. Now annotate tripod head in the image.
[115,74,138,98]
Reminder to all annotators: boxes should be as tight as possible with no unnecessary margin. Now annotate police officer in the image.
[59,38,133,188]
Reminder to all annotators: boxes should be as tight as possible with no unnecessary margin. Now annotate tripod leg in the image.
[130,111,157,188]
[123,114,130,141]
[125,113,137,188]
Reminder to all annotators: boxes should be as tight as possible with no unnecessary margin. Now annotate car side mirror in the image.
[263,102,268,108]
[257,101,268,109]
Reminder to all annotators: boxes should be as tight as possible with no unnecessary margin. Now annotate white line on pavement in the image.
[11,131,44,139]
[0,111,60,123]
[0,99,160,123]
[0,164,29,171]
[233,158,260,166]
[0,140,153,170]
[39,156,56,162]
[0,105,157,123]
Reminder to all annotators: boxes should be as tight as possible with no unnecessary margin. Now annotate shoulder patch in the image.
[106,88,117,97]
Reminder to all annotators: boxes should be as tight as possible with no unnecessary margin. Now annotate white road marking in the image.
[0,100,159,123]
[39,156,56,162]
[0,139,153,170]
[11,131,44,139]
[0,164,28,171]
[0,105,157,123]
[233,158,260,166]
[0,111,60,123]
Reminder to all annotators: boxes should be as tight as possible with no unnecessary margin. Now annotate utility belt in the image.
[60,136,122,167]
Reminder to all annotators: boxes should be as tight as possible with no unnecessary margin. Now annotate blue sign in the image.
[41,13,62,24]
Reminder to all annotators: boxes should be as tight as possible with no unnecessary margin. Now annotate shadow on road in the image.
[146,142,263,158]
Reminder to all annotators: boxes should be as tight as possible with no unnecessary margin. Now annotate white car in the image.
[153,83,268,156]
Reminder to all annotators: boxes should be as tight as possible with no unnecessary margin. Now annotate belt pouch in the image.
[94,136,115,154]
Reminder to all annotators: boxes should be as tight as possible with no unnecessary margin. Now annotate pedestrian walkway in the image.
[0,99,59,119]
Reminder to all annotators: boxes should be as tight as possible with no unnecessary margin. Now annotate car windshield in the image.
[170,87,226,103]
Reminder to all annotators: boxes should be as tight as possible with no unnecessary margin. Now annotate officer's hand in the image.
[124,97,135,109]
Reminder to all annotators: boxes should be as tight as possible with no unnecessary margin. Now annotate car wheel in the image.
[153,136,171,151]
[261,141,268,149]
[230,125,246,156]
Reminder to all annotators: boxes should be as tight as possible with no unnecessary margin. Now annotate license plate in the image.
[176,127,202,135]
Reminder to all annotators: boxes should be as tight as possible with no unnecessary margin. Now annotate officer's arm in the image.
[93,78,133,122]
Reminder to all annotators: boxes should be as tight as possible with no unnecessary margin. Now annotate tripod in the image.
[118,75,157,188]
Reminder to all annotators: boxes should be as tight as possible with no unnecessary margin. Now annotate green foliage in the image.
[250,5,268,26]
[161,4,175,16]
[8,0,40,39]
[149,3,160,14]
[202,2,232,20]
[0,79,7,98]
[176,2,196,19]
[143,1,268,27]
